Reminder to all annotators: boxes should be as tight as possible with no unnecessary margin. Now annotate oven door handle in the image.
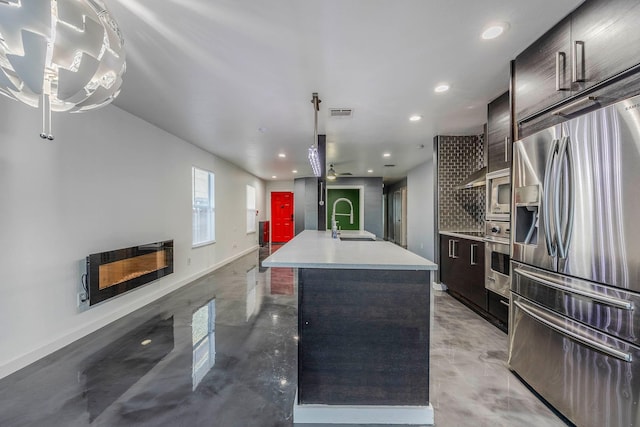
[514,268,633,311]
[513,299,633,362]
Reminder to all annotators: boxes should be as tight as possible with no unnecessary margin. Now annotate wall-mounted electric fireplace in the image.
[86,240,173,306]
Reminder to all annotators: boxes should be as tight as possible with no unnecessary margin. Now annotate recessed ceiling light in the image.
[272,175,277,179]
[383,153,391,158]
[409,115,422,122]
[434,84,450,93]
[292,169,298,174]
[482,23,509,40]
[278,153,286,158]
[141,339,152,346]
[367,169,373,173]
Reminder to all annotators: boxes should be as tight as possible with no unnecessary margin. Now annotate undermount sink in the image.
[339,236,377,241]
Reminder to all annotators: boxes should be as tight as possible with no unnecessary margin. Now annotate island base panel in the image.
[298,268,430,406]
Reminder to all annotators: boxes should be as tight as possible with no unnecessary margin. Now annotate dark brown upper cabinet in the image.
[571,0,640,92]
[514,16,572,123]
[514,0,640,130]
[487,91,511,173]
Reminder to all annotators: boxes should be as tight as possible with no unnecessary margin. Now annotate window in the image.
[192,167,215,246]
[246,185,256,233]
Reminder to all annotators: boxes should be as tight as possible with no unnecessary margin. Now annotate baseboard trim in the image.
[293,394,434,425]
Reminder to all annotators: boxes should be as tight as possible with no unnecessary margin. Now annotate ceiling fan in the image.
[327,164,353,180]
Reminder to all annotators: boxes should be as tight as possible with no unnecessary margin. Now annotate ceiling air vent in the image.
[384,164,396,168]
[329,108,353,118]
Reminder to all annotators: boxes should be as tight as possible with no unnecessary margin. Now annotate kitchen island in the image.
[263,230,437,425]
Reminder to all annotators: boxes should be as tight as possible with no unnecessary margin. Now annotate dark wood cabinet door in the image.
[514,16,572,122]
[440,235,486,311]
[439,236,462,294]
[439,236,451,283]
[460,239,487,311]
[571,0,640,92]
[487,91,511,173]
[487,290,509,325]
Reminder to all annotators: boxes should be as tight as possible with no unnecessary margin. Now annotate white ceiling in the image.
[107,0,583,182]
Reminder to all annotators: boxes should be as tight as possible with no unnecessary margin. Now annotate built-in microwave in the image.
[486,168,511,221]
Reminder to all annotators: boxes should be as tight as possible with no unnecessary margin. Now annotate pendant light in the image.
[0,0,126,140]
[308,92,322,177]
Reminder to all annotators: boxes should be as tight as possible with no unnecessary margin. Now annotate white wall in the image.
[0,97,265,378]
[407,155,435,261]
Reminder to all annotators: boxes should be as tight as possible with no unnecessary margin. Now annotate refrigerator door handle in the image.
[555,136,568,259]
[513,299,633,362]
[543,139,559,257]
[563,137,575,257]
[555,136,575,259]
[514,267,633,310]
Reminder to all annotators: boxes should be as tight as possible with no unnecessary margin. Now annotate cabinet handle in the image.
[504,136,509,163]
[572,40,585,83]
[448,239,452,257]
[499,299,510,307]
[451,240,459,258]
[470,244,478,265]
[555,52,568,91]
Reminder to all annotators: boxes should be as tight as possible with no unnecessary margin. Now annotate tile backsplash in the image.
[438,134,485,231]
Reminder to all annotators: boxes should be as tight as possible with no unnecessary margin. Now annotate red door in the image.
[271,192,294,243]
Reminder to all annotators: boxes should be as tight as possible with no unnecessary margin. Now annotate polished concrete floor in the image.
[0,248,568,426]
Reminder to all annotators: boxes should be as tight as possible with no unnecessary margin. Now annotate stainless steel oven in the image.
[485,220,510,298]
[486,169,511,221]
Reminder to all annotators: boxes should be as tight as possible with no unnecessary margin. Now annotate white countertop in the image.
[439,230,485,242]
[263,230,438,270]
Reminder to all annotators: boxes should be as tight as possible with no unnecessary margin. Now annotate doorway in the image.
[271,192,294,243]
[392,188,407,248]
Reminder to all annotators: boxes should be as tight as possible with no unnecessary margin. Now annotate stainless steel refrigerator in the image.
[509,94,640,427]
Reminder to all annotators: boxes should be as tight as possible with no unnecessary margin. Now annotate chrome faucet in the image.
[332,197,354,229]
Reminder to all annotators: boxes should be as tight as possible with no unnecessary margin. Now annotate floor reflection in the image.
[261,243,295,296]
[192,298,215,390]
[82,315,174,421]
[246,266,264,320]
[269,268,295,296]
[0,249,567,427]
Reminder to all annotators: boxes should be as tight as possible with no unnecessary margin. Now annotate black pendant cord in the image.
[311,92,321,146]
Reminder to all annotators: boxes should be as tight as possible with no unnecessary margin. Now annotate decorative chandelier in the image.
[308,92,321,177]
[0,0,126,140]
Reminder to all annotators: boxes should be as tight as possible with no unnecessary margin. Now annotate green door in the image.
[327,188,360,230]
